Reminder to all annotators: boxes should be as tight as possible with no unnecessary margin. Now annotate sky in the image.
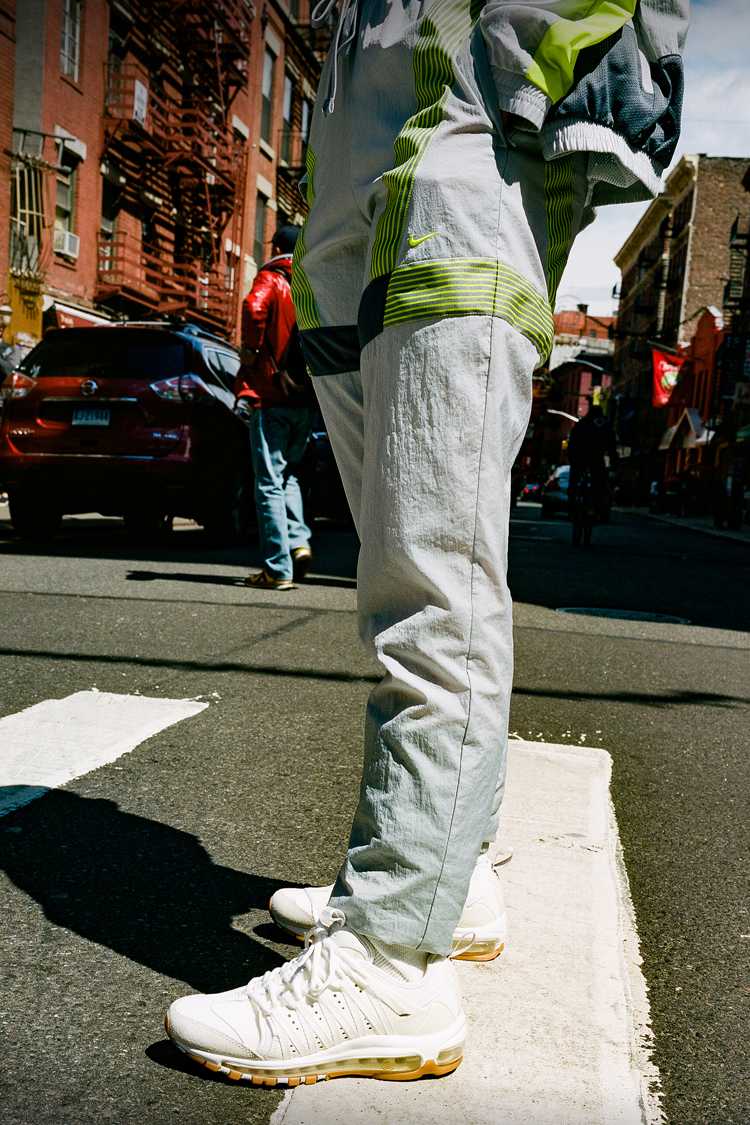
[557,0,750,316]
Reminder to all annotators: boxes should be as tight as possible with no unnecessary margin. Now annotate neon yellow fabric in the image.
[544,155,576,308]
[382,257,554,362]
[526,1,638,104]
[369,0,479,280]
[291,148,321,331]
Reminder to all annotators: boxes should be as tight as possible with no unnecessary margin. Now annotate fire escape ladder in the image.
[97,0,252,335]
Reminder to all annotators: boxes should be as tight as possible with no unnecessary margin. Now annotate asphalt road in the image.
[0,502,747,1125]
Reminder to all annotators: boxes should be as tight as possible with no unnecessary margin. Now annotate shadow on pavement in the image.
[0,645,378,683]
[0,787,295,993]
[127,569,245,588]
[125,568,358,590]
[513,685,749,709]
[509,508,750,633]
[0,515,359,582]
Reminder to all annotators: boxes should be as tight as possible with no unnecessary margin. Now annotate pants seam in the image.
[416,143,509,950]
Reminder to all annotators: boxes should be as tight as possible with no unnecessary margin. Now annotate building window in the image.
[54,145,80,258]
[281,73,294,162]
[10,159,45,277]
[60,0,82,82]
[56,166,75,235]
[261,47,276,143]
[301,98,312,147]
[99,177,119,273]
[254,193,268,264]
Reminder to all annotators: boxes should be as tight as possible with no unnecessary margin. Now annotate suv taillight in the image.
[149,373,209,402]
[0,371,36,400]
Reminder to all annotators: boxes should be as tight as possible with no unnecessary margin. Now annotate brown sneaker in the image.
[291,545,313,581]
[244,570,295,591]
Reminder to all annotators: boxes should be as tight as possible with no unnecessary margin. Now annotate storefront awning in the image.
[658,407,712,451]
[43,298,114,330]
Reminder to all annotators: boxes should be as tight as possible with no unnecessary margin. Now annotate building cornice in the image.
[614,155,700,271]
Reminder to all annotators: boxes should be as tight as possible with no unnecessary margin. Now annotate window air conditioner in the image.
[54,229,80,259]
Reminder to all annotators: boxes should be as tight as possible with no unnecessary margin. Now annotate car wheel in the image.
[8,487,63,540]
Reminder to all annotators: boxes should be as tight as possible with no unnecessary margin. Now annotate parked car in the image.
[299,427,351,526]
[540,465,570,518]
[0,321,253,540]
[521,480,542,500]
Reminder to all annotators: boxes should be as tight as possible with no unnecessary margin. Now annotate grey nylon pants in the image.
[294,11,590,953]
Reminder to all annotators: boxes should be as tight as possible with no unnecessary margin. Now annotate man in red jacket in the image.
[236,225,315,590]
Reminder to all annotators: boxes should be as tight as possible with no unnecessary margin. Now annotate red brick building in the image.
[553,308,614,342]
[658,181,750,525]
[515,308,617,483]
[550,306,615,418]
[613,155,750,500]
[4,0,323,348]
[659,308,723,489]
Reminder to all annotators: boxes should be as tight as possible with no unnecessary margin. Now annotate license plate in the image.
[72,407,111,427]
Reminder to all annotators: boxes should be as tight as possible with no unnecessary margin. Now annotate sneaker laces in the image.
[246,908,363,1016]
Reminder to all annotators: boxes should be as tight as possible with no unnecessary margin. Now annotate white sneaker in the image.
[269,849,507,963]
[166,909,466,1086]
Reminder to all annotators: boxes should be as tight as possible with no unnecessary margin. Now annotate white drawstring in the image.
[311,0,358,114]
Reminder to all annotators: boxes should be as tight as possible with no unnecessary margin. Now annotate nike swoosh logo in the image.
[407,232,439,248]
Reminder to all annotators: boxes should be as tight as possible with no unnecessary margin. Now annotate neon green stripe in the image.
[370,0,478,280]
[382,257,554,361]
[544,156,575,310]
[526,1,638,104]
[291,147,321,331]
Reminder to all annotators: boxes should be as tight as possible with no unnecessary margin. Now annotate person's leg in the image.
[329,115,591,954]
[284,407,315,550]
[248,408,294,582]
[328,314,533,953]
[312,374,364,533]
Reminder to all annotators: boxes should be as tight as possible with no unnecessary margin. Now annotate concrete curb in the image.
[271,740,661,1125]
[628,507,750,546]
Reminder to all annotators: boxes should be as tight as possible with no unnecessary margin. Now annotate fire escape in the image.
[97,0,254,336]
[717,212,750,405]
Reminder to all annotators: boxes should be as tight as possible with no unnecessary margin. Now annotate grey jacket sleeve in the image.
[634,0,690,59]
[479,1,689,130]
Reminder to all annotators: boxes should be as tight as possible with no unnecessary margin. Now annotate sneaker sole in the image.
[244,581,296,590]
[270,901,506,963]
[165,1013,464,1085]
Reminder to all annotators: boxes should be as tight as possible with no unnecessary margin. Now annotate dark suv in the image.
[0,321,253,540]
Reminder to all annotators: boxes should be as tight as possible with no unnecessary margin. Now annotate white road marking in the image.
[272,740,662,1125]
[0,691,208,817]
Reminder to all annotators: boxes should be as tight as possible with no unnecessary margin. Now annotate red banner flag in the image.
[652,349,685,407]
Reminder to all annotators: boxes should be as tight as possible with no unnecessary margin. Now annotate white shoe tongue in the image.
[331,928,372,959]
[332,929,428,981]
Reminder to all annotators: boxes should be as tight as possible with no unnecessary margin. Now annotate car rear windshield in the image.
[20,330,189,379]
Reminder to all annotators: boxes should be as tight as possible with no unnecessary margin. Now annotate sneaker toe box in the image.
[269,885,332,933]
[167,991,252,1057]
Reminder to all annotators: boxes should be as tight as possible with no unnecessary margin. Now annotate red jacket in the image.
[236,254,296,408]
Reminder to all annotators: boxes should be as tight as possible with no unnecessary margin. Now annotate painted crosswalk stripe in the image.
[0,691,208,817]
